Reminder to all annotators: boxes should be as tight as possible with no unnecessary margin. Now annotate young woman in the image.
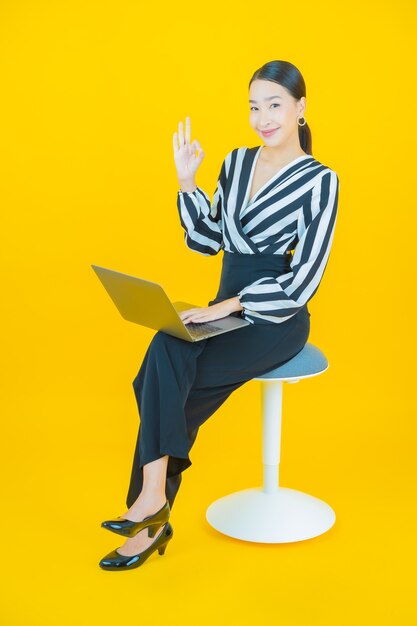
[99,59,340,571]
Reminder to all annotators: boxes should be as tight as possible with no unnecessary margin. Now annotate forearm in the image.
[180,296,244,324]
[177,184,223,256]
[225,296,244,313]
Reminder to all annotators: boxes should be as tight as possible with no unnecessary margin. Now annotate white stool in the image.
[206,342,336,543]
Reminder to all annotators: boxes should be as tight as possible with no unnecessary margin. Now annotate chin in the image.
[261,137,282,147]
[259,130,282,141]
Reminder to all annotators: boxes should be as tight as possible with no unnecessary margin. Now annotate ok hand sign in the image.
[173,116,205,182]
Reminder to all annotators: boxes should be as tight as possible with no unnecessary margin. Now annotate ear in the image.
[298,96,307,117]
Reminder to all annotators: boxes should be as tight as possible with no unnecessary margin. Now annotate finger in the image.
[186,312,212,322]
[183,314,206,324]
[184,316,212,324]
[178,120,184,146]
[179,308,200,320]
[190,139,198,157]
[194,140,204,160]
[182,315,201,323]
[185,116,191,145]
[173,131,178,154]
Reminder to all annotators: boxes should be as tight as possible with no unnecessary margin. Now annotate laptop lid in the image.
[91,264,195,341]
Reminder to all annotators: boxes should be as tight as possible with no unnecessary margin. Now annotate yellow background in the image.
[1,0,416,624]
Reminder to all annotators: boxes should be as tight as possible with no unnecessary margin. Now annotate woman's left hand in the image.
[179,297,243,324]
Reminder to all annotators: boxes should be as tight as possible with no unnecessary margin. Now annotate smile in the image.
[261,128,279,137]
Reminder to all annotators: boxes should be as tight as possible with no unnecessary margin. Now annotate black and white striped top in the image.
[177,146,340,324]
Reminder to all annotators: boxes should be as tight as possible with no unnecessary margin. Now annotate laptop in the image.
[91,264,250,342]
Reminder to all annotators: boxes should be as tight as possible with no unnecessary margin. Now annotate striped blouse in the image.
[177,145,340,324]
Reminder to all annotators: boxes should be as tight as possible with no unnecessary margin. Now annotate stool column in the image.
[261,380,283,494]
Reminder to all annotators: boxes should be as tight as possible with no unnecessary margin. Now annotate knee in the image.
[151,330,169,346]
[149,330,181,352]
[131,333,168,389]
[132,332,174,383]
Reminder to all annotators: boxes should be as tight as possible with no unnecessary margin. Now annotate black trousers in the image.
[126,252,311,510]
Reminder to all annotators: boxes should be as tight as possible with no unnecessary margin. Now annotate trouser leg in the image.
[126,330,207,509]
[126,422,197,510]
[126,377,245,510]
[125,329,246,510]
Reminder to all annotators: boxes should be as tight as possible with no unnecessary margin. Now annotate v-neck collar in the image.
[245,146,311,206]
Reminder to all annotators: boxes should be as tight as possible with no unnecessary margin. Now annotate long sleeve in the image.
[176,154,229,256]
[237,169,340,320]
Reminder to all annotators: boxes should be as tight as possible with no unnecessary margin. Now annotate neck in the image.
[262,142,306,165]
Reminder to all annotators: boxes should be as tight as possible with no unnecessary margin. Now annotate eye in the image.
[250,103,280,111]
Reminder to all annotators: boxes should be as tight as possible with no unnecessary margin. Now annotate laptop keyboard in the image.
[186,321,224,339]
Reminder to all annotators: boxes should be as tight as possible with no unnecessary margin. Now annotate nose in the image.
[258,111,273,128]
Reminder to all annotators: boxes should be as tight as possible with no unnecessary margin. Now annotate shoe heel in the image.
[158,542,169,556]
[157,523,173,555]
[147,524,160,538]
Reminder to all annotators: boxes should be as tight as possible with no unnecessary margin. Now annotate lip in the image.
[261,128,279,137]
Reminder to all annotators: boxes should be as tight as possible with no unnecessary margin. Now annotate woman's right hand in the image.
[173,117,205,182]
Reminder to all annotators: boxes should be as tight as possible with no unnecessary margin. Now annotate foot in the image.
[115,495,168,557]
[116,523,166,557]
[120,495,167,523]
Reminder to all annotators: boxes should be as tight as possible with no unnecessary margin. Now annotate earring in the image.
[297,116,306,127]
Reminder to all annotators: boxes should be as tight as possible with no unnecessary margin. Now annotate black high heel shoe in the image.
[101,500,170,538]
[99,522,173,571]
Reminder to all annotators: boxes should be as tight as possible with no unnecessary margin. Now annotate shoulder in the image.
[305,161,340,215]
[307,158,340,194]
[308,158,340,189]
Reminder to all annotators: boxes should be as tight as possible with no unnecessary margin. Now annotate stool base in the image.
[206,487,336,543]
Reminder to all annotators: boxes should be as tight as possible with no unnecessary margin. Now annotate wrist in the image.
[179,179,197,193]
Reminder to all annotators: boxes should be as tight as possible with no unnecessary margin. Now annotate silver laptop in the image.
[91,264,250,342]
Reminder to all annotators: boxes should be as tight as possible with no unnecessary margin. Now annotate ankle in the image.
[131,493,166,511]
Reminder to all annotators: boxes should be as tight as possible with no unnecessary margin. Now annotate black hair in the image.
[249,60,312,155]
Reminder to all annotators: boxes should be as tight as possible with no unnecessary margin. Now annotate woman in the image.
[99,59,340,571]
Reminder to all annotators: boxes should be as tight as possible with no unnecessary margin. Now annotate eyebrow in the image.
[249,95,283,103]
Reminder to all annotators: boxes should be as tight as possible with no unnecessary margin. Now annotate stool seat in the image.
[206,341,336,543]
[254,343,328,382]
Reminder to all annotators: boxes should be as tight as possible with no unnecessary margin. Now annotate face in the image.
[249,79,306,148]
